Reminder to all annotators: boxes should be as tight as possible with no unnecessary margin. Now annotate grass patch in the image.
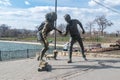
[0,36,119,43]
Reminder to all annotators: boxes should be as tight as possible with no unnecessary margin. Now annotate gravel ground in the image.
[0,55,120,80]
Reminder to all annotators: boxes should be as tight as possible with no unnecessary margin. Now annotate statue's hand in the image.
[58,30,62,34]
[54,28,62,34]
[82,30,85,34]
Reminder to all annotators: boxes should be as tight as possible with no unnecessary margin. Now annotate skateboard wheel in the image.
[38,68,41,71]
[46,65,52,72]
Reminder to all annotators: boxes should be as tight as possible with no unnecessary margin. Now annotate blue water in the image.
[0,42,41,51]
[0,41,63,61]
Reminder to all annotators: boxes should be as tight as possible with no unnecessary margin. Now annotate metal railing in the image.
[0,46,63,61]
[0,49,40,61]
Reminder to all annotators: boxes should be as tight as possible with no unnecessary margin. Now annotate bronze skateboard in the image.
[38,61,52,72]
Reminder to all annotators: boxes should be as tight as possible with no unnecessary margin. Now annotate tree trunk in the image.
[101,25,104,36]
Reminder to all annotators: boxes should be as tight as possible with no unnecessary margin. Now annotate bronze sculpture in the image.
[37,12,61,61]
[61,14,87,63]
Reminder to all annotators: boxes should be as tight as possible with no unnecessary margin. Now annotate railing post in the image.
[27,49,29,58]
[0,50,2,61]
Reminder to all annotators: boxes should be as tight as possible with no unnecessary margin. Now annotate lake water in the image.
[0,41,41,51]
[0,41,62,61]
[0,41,42,61]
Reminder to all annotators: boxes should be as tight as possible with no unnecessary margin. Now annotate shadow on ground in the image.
[52,59,120,70]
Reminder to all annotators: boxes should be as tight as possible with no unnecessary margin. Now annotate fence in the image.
[0,49,41,61]
[0,46,63,61]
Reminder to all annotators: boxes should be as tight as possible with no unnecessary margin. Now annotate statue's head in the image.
[45,12,57,22]
[64,14,71,22]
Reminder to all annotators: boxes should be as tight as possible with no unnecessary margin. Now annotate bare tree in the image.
[58,24,66,32]
[116,30,120,37]
[86,21,94,36]
[117,30,120,34]
[0,24,10,37]
[94,15,113,36]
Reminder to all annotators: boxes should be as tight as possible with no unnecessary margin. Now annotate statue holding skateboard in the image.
[37,12,61,71]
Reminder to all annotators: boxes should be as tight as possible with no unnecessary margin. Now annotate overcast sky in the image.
[0,0,120,33]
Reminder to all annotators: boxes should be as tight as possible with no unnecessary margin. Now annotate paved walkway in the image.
[0,56,120,80]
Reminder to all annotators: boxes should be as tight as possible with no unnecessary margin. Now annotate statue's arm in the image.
[77,20,85,34]
[53,27,62,34]
[62,25,69,36]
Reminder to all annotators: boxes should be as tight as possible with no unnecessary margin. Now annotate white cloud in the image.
[104,0,120,7]
[89,0,120,8]
[88,0,101,7]
[25,1,30,5]
[0,6,119,32]
[0,0,11,6]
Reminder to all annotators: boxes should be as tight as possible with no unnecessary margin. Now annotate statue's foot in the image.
[37,56,40,61]
[84,57,88,61]
[40,59,45,62]
[67,60,72,63]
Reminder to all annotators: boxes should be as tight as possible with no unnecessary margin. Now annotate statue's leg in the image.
[68,38,75,63]
[77,37,87,61]
[37,32,49,61]
[40,39,49,61]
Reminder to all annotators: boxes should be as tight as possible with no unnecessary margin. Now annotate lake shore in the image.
[1,40,120,58]
[0,40,63,47]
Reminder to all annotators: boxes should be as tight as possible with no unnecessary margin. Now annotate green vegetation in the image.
[18,36,37,41]
[48,36,69,42]
[84,36,120,43]
[0,37,17,41]
[0,24,120,43]
[0,36,37,42]
[0,36,119,43]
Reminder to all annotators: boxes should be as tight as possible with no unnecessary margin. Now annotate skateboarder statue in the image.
[37,12,61,61]
[60,14,87,63]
